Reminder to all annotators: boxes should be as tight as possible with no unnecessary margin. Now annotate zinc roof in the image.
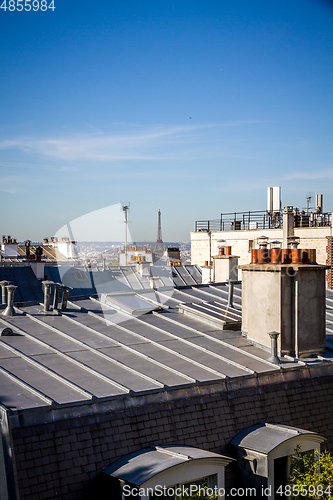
[0,262,332,414]
[0,279,332,413]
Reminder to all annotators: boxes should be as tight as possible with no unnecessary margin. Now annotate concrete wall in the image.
[241,267,282,347]
[296,268,327,355]
[241,264,327,356]
[9,367,333,500]
[213,256,239,282]
[294,227,331,265]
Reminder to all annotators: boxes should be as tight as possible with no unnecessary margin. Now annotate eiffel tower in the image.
[154,209,164,256]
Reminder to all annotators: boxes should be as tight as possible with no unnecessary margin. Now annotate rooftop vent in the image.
[2,285,18,317]
[0,281,10,305]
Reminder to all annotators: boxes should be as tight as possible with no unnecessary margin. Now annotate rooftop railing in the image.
[195,210,331,232]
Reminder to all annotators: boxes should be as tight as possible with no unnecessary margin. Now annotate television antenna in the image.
[121,202,130,265]
[305,192,314,214]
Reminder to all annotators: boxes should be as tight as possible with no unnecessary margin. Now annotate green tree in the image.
[175,479,217,500]
[288,446,333,499]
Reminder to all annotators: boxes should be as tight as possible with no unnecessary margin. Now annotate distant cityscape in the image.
[76,241,191,264]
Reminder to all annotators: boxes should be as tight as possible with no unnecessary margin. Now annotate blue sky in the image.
[0,0,333,242]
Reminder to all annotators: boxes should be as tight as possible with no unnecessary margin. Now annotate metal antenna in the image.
[305,192,313,214]
[154,209,164,256]
[121,202,130,265]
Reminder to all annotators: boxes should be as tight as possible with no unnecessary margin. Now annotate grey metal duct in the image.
[42,281,54,312]
[53,283,62,311]
[227,279,235,307]
[267,331,281,364]
[0,281,10,305]
[2,285,18,317]
[61,286,73,310]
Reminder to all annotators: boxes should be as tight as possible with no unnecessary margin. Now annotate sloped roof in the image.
[17,245,72,262]
[0,267,44,303]
[0,264,333,415]
[0,281,331,413]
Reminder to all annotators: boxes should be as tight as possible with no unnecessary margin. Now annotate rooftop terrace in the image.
[195,209,332,232]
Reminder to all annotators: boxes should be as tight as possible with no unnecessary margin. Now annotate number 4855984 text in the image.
[1,0,55,11]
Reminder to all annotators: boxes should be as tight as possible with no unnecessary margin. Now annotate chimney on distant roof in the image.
[1,236,18,258]
[136,260,151,277]
[283,206,294,248]
[212,243,239,283]
[57,239,78,259]
[200,261,213,284]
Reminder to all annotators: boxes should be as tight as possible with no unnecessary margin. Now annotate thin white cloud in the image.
[60,166,79,172]
[0,161,78,172]
[284,168,333,181]
[0,176,22,194]
[0,121,259,163]
[0,172,52,195]
[0,187,19,194]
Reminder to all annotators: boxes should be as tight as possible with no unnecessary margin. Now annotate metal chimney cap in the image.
[267,331,281,364]
[257,235,269,248]
[270,240,282,249]
[5,284,17,291]
[268,331,280,339]
[217,240,226,249]
[287,236,300,248]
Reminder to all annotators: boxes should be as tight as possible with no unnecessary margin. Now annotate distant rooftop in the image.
[0,263,203,304]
